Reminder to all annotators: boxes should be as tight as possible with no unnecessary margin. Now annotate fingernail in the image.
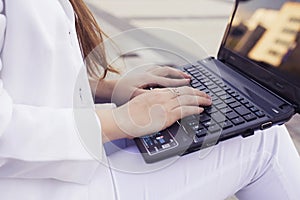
[184,73,192,77]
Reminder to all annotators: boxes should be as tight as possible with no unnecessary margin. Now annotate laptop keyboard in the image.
[180,64,266,143]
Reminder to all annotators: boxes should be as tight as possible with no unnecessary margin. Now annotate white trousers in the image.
[0,125,299,200]
[102,125,300,200]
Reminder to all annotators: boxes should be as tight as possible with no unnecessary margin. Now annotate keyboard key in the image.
[211,112,226,123]
[215,79,223,85]
[208,124,221,133]
[202,89,210,94]
[211,95,218,101]
[224,97,236,104]
[197,85,206,91]
[231,116,245,125]
[222,85,231,91]
[213,99,223,105]
[191,124,200,131]
[207,84,218,90]
[229,101,241,108]
[202,120,216,128]
[227,89,235,95]
[184,66,193,71]
[250,106,259,112]
[240,99,249,105]
[243,113,257,122]
[191,82,202,88]
[196,75,206,81]
[211,77,218,81]
[255,110,265,118]
[197,67,206,73]
[218,82,225,87]
[195,128,207,138]
[191,71,202,77]
[181,115,196,122]
[190,79,198,85]
[199,113,211,122]
[211,87,222,93]
[220,120,233,129]
[205,106,218,114]
[198,66,206,70]
[220,94,231,100]
[204,81,214,87]
[186,120,198,126]
[231,92,239,97]
[216,103,227,110]
[199,78,210,84]
[207,74,213,78]
[203,71,210,76]
[234,106,251,116]
[226,111,239,120]
[235,96,244,101]
[189,70,200,75]
[245,103,254,108]
[216,90,227,97]
[220,107,232,114]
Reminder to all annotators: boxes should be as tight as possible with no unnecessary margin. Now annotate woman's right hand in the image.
[97,86,212,142]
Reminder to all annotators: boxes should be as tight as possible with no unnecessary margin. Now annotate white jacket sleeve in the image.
[0,1,101,184]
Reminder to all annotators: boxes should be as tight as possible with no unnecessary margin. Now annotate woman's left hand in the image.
[110,66,192,105]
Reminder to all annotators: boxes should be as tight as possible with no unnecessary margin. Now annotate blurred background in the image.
[84,0,300,155]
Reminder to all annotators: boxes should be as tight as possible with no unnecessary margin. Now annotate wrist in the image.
[92,79,117,103]
[97,109,132,143]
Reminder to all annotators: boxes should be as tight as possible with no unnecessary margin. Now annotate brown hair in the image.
[69,0,117,78]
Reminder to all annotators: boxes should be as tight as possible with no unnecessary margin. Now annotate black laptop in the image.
[135,0,300,163]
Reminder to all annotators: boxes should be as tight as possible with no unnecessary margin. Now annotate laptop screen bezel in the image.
[217,0,300,112]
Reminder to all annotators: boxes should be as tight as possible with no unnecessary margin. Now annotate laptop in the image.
[134,0,300,163]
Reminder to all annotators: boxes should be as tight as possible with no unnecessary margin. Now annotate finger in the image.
[151,87,212,107]
[176,86,211,99]
[134,87,172,99]
[152,67,191,79]
[154,76,190,87]
[132,88,147,98]
[169,95,212,109]
[171,106,204,121]
[138,88,178,104]
[152,87,184,100]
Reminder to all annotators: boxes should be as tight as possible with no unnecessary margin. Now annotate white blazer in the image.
[0,0,105,192]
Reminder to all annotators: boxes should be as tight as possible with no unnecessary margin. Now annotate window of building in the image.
[282,28,298,35]
[289,17,300,23]
[275,39,291,47]
[268,49,281,57]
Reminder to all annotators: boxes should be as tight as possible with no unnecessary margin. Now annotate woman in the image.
[0,0,299,199]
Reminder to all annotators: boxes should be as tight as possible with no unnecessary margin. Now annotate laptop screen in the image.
[220,0,300,110]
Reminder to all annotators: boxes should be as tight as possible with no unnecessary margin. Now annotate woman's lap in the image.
[3,125,298,200]
[104,125,300,200]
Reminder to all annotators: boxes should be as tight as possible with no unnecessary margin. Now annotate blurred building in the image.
[248,2,300,67]
[233,9,278,56]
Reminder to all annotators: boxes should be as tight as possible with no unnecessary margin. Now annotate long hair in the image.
[69,0,117,78]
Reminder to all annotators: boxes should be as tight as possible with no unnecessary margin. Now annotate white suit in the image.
[0,0,300,200]
[0,0,103,184]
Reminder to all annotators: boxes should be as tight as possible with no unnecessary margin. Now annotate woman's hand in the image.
[97,86,212,142]
[93,66,192,105]
[112,66,192,105]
